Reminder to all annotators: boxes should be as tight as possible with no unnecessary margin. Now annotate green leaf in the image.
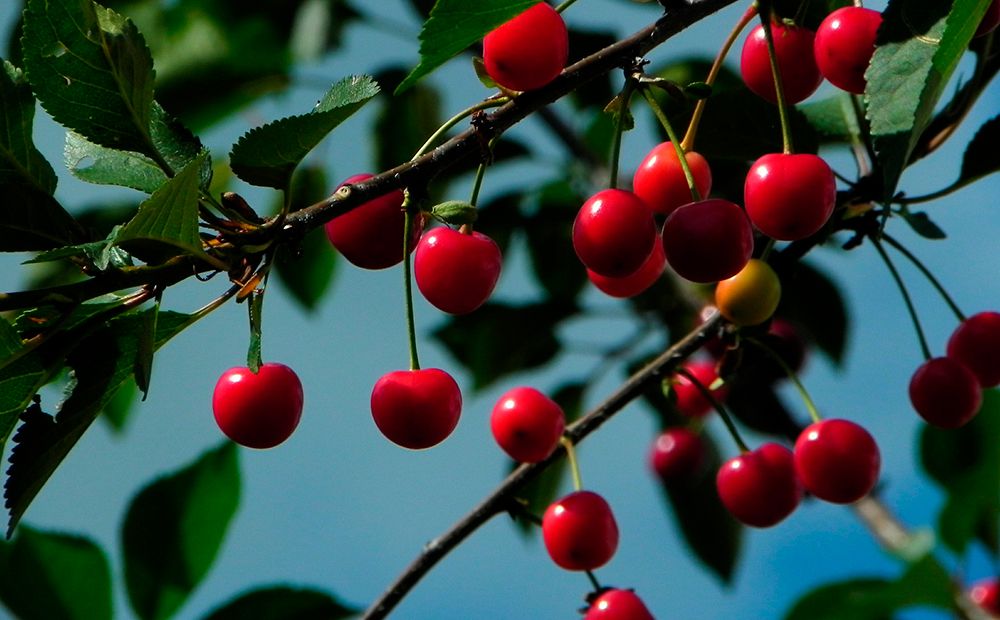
[959,114,1000,185]
[27,225,134,273]
[396,0,538,93]
[21,0,157,156]
[432,301,575,391]
[229,75,379,189]
[431,200,478,226]
[274,166,337,312]
[867,0,991,201]
[900,209,946,240]
[4,310,192,536]
[123,442,241,620]
[0,526,112,620]
[101,379,138,433]
[799,94,859,143]
[202,586,358,620]
[116,152,210,262]
[920,389,1000,554]
[0,183,84,252]
[0,59,56,195]
[373,68,442,173]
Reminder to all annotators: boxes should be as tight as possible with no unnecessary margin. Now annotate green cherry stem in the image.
[881,233,966,323]
[871,237,933,361]
[402,194,421,371]
[756,1,795,154]
[585,570,603,592]
[560,436,584,491]
[608,76,637,190]
[675,366,750,453]
[639,85,702,202]
[555,0,580,13]
[681,4,758,152]
[745,336,822,424]
[412,98,508,162]
[468,137,498,208]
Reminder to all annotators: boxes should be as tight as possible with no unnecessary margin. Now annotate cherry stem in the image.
[185,282,242,327]
[608,75,637,190]
[881,233,966,323]
[756,1,795,154]
[560,436,583,491]
[402,195,421,371]
[412,98,508,162]
[555,0,580,13]
[585,570,603,592]
[468,137,496,208]
[759,237,776,261]
[639,85,702,202]
[675,366,750,453]
[681,4,758,152]
[745,336,822,424]
[871,237,933,361]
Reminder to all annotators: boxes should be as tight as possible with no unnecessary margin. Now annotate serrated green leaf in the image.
[4,310,192,536]
[26,225,134,272]
[229,75,379,189]
[901,209,946,239]
[799,94,859,143]
[959,115,1000,184]
[867,0,991,201]
[21,0,157,156]
[124,442,241,620]
[0,59,56,195]
[0,526,112,620]
[202,586,358,620]
[396,0,538,94]
[116,152,210,261]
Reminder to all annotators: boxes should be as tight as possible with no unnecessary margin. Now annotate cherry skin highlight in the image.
[716,443,802,527]
[542,490,619,571]
[740,21,823,104]
[573,189,657,278]
[482,3,568,92]
[969,578,1000,615]
[946,311,1000,388]
[745,153,836,241]
[370,368,462,449]
[584,589,655,620]
[414,227,502,315]
[909,357,983,429]
[794,419,880,504]
[212,363,304,449]
[587,237,665,299]
[324,174,422,270]
[814,6,882,94]
[649,428,705,482]
[632,142,712,216]
[490,386,565,463]
[661,198,754,283]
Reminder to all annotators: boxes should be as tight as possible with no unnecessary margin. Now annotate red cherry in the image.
[414,227,502,315]
[542,490,619,571]
[370,368,462,449]
[323,174,422,270]
[482,3,568,92]
[947,311,1000,388]
[573,189,657,278]
[716,443,802,527]
[794,419,880,504]
[661,199,754,283]
[649,428,704,481]
[584,589,655,620]
[490,386,565,463]
[632,143,712,216]
[212,363,304,449]
[969,578,1000,615]
[672,361,726,418]
[976,0,1000,37]
[814,7,882,94]
[745,153,836,241]
[740,21,823,104]
[909,357,983,429]
[587,237,665,298]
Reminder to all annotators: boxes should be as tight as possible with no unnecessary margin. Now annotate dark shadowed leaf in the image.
[123,442,240,620]
[0,526,112,620]
[900,210,946,240]
[524,182,587,302]
[959,115,1000,185]
[274,167,337,312]
[202,585,358,620]
[773,0,852,30]
[373,68,442,173]
[775,259,849,366]
[101,379,138,434]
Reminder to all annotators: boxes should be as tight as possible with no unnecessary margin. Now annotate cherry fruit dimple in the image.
[490,386,565,463]
[414,227,502,315]
[632,143,712,216]
[744,153,836,241]
[212,363,304,449]
[370,368,462,449]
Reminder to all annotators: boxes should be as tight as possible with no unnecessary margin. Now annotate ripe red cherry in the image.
[370,368,462,449]
[740,21,823,104]
[716,443,802,527]
[672,361,726,418]
[482,3,568,92]
[573,189,657,278]
[909,357,983,429]
[976,0,1000,37]
[584,589,655,620]
[414,227,502,315]
[631,142,712,216]
[324,174,422,270]
[587,237,665,298]
[490,386,565,463]
[814,7,882,94]
[745,153,836,241]
[947,311,1000,388]
[542,490,619,571]
[661,199,754,283]
[969,578,1000,615]
[794,419,880,504]
[649,428,704,482]
[212,363,304,449]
